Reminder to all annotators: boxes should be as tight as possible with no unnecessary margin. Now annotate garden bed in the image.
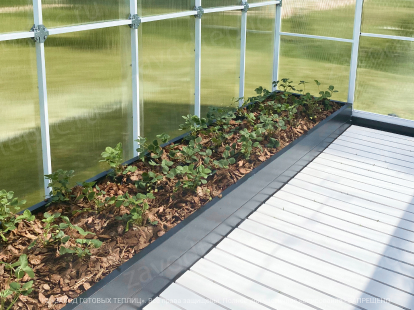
[0,82,349,310]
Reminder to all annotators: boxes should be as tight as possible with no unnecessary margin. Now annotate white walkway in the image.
[145,125,414,310]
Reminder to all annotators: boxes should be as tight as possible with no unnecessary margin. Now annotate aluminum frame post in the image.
[130,0,140,156]
[33,0,52,197]
[272,1,282,91]
[194,0,202,118]
[348,0,364,105]
[239,1,249,107]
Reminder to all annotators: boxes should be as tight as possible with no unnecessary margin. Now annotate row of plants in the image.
[0,79,340,309]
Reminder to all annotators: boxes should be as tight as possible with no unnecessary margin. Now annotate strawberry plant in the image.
[0,281,33,310]
[179,115,208,138]
[0,255,34,310]
[100,143,124,176]
[60,238,102,258]
[175,164,212,190]
[0,191,32,242]
[45,169,75,204]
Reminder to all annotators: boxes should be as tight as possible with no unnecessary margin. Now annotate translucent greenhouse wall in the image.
[0,0,413,206]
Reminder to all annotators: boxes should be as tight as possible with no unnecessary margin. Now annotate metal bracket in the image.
[242,3,250,12]
[278,0,282,6]
[194,6,204,19]
[31,24,49,43]
[129,14,141,29]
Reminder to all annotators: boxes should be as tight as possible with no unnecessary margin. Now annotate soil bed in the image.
[0,89,342,310]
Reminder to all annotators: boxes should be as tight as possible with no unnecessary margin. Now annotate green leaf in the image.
[9,282,20,290]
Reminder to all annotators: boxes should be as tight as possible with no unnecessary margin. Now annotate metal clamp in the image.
[129,14,141,29]
[242,2,250,12]
[194,6,204,19]
[31,24,49,43]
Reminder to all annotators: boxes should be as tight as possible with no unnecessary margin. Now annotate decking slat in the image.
[350,125,414,144]
[235,222,414,295]
[343,129,414,151]
[259,200,414,261]
[204,250,364,310]
[308,160,414,196]
[324,146,414,176]
[213,241,404,310]
[314,155,414,189]
[224,232,414,310]
[144,298,182,310]
[160,283,224,310]
[339,134,414,157]
[287,179,414,223]
[332,139,414,167]
[295,173,414,214]
[176,271,271,310]
[301,166,414,205]
[277,188,414,242]
[247,213,414,278]
[189,259,338,310]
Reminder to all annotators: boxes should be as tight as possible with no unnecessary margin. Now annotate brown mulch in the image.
[0,100,340,309]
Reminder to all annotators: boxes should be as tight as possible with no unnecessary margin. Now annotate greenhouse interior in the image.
[1,0,414,309]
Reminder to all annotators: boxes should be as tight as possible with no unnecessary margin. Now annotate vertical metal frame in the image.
[272,1,282,91]
[238,1,248,107]
[33,0,52,197]
[348,0,364,104]
[194,0,202,117]
[130,0,140,156]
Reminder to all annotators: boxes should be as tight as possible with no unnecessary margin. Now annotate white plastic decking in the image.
[145,125,414,310]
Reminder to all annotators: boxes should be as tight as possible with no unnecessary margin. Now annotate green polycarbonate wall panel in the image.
[139,17,195,141]
[0,0,34,34]
[279,36,351,102]
[138,0,194,16]
[201,12,241,115]
[45,27,133,186]
[281,0,356,39]
[0,40,44,206]
[245,6,275,97]
[362,0,414,38]
[355,37,414,120]
[42,0,130,28]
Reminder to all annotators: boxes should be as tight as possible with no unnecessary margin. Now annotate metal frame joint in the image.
[31,24,49,43]
[194,6,204,19]
[129,14,141,29]
[278,0,282,6]
[242,3,250,12]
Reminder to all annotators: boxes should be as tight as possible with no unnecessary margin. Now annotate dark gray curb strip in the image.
[64,103,351,310]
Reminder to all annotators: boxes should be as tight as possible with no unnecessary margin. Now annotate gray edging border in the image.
[61,102,351,310]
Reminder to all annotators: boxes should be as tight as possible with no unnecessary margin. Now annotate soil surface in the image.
[0,96,341,310]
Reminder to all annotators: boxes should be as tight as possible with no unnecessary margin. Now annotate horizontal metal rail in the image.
[204,5,244,14]
[48,19,132,35]
[361,32,414,42]
[280,31,354,43]
[0,31,34,42]
[141,10,197,23]
[249,0,280,8]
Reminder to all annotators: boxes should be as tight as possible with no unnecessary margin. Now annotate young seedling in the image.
[60,238,103,258]
[0,191,31,242]
[213,146,236,169]
[115,192,155,231]
[175,164,212,190]
[0,255,35,310]
[45,170,75,204]
[74,181,96,203]
[100,143,124,176]
[179,115,207,138]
